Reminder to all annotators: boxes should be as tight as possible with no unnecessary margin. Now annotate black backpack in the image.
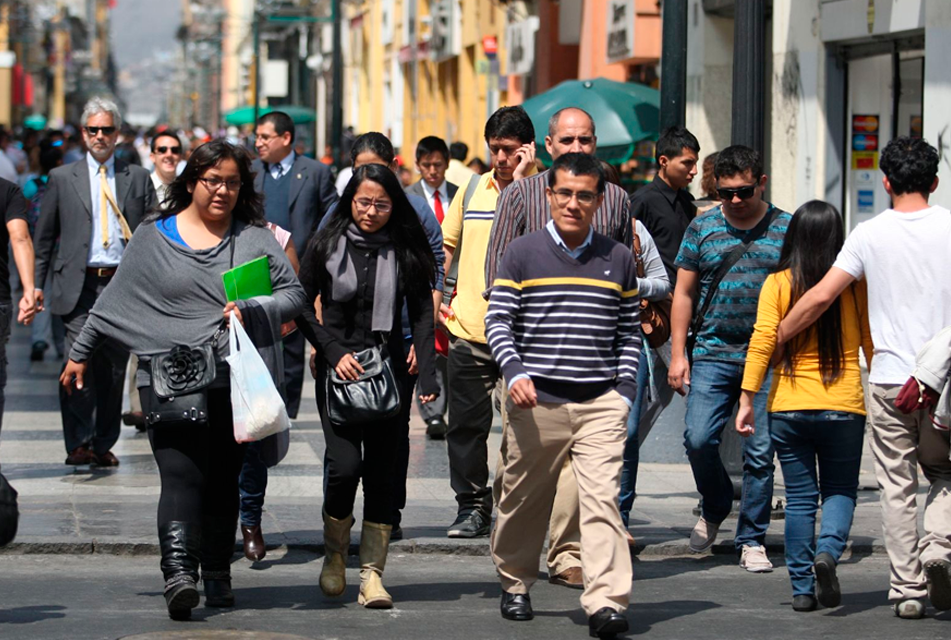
[0,470,19,547]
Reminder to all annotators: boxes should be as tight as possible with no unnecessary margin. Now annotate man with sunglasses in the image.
[149,131,183,203]
[33,97,156,467]
[667,145,790,572]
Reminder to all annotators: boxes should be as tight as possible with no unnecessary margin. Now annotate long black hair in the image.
[310,163,436,298]
[778,200,847,385]
[149,139,266,227]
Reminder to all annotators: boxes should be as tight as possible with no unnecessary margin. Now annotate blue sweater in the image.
[486,229,642,404]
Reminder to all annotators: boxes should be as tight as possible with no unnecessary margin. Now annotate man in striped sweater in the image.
[487,153,640,638]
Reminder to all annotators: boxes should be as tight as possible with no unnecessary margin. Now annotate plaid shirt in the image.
[484,169,632,293]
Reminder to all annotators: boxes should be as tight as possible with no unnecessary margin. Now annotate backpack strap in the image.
[443,174,480,301]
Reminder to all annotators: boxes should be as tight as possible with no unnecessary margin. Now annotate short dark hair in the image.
[350,132,395,165]
[449,141,468,161]
[655,126,700,164]
[415,136,449,162]
[548,152,606,194]
[484,106,535,145]
[258,111,295,143]
[880,136,939,197]
[150,131,181,153]
[39,146,63,175]
[714,145,763,181]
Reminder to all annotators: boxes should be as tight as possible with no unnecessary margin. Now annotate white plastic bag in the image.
[227,311,291,443]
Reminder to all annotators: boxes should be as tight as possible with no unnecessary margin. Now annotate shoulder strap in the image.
[689,208,781,340]
[444,174,481,297]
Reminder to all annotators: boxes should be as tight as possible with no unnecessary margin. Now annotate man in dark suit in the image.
[33,97,156,467]
[405,136,456,439]
[252,111,337,418]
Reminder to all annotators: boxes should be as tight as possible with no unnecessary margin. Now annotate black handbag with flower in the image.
[144,342,219,426]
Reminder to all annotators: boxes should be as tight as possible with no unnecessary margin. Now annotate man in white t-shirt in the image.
[777,136,951,619]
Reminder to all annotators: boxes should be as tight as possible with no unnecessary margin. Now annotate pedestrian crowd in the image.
[0,95,949,638]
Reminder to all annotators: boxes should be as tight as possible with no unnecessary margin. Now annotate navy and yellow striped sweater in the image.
[486,228,642,404]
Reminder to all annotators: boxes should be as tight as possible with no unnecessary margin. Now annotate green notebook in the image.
[222,255,273,302]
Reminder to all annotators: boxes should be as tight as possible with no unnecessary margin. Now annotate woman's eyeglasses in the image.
[354,198,393,214]
[199,177,242,192]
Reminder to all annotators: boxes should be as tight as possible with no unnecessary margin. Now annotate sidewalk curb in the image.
[0,539,889,558]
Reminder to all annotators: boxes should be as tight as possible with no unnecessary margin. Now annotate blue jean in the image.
[619,348,650,526]
[684,360,774,549]
[238,440,268,527]
[770,410,865,596]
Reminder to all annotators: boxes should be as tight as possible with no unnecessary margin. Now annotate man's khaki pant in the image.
[494,395,581,575]
[868,383,951,602]
[491,390,632,615]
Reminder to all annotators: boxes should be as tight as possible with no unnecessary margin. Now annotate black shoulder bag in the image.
[686,209,780,365]
[141,222,235,426]
[325,335,402,427]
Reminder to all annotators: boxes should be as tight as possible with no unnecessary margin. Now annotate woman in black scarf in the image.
[297,163,438,609]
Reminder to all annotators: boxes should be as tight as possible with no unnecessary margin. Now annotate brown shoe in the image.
[548,566,584,590]
[241,524,266,562]
[122,411,145,426]
[65,446,97,465]
[95,451,120,467]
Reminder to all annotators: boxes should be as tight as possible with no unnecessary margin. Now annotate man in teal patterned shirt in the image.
[667,145,791,572]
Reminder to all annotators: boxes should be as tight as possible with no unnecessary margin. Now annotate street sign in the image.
[482,35,498,56]
[606,0,635,64]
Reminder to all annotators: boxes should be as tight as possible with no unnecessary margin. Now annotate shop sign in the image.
[858,189,875,213]
[851,114,879,169]
[606,0,635,64]
[506,17,539,76]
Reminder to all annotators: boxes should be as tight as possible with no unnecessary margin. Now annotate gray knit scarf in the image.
[328,222,397,333]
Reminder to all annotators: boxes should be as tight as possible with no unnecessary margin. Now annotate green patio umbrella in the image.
[521,78,660,165]
[23,113,47,130]
[224,105,316,126]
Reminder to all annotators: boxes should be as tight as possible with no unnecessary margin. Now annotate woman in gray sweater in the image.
[61,141,305,620]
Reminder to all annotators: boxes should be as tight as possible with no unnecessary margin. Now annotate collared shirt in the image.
[545,219,593,259]
[486,169,632,292]
[150,171,171,204]
[629,174,697,284]
[86,153,125,267]
[268,151,296,180]
[419,179,450,217]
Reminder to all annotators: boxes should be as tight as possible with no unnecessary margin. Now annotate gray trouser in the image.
[417,353,448,421]
[60,272,129,455]
[446,336,499,516]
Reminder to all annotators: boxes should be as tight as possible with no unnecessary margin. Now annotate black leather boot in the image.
[158,521,201,620]
[201,515,238,607]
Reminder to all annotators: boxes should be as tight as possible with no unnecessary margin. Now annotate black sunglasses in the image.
[155,146,182,154]
[84,126,116,136]
[716,185,757,201]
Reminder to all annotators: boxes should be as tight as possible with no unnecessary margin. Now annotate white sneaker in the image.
[893,598,925,619]
[739,544,774,573]
[688,517,720,553]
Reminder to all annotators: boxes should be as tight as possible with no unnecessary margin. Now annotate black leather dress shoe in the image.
[500,591,533,621]
[588,607,628,638]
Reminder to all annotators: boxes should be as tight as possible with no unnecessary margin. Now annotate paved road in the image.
[0,553,948,639]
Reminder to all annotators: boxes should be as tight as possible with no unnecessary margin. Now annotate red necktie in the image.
[433,190,444,223]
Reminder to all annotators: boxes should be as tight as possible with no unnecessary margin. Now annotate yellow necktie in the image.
[98,164,132,248]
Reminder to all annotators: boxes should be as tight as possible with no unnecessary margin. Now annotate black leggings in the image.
[317,366,403,525]
[147,388,247,527]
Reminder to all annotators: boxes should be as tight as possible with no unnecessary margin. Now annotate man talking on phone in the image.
[440,106,536,539]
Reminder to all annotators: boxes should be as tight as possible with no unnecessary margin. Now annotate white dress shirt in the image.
[87,153,125,267]
[419,179,449,216]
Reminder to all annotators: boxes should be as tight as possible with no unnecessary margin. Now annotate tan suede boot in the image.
[357,521,393,609]
[319,509,354,597]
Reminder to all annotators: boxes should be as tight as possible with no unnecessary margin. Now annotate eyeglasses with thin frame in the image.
[198,177,242,192]
[716,184,758,201]
[551,189,599,206]
[84,126,116,136]
[155,145,182,155]
[354,198,393,214]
